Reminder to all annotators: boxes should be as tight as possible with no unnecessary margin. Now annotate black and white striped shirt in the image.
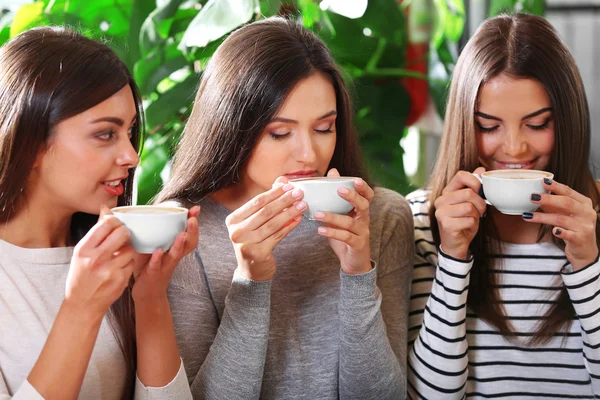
[407,189,600,399]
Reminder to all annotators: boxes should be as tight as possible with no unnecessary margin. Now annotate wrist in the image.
[571,252,600,272]
[236,264,275,281]
[59,300,104,331]
[341,260,373,275]
[440,245,470,261]
[134,295,170,316]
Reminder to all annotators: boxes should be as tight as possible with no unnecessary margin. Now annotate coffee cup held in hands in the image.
[475,169,553,215]
[111,205,188,253]
[289,177,356,220]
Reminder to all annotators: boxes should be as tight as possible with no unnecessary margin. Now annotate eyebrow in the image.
[90,116,137,126]
[270,110,337,124]
[475,107,553,122]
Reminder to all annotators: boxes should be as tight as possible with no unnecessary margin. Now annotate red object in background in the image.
[398,0,432,126]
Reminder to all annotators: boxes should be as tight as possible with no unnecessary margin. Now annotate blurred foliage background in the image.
[0,0,544,203]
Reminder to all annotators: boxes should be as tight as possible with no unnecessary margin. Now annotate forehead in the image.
[80,85,137,122]
[477,75,551,115]
[276,72,336,117]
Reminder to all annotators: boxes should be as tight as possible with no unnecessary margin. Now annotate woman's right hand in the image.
[226,182,306,281]
[434,167,487,260]
[64,206,135,319]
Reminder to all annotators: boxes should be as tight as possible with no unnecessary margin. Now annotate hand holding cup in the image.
[434,167,488,260]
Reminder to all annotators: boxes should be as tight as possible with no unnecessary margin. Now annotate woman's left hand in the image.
[525,178,598,271]
[314,169,374,275]
[131,206,200,303]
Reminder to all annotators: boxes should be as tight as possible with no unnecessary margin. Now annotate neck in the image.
[0,196,73,249]
[489,208,551,244]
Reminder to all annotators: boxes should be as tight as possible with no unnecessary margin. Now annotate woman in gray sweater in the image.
[156,17,413,400]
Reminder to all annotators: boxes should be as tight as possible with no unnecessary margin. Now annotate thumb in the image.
[472,166,486,177]
[272,176,290,187]
[99,205,113,220]
[327,168,340,177]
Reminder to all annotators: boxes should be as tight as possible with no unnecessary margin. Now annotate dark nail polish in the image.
[478,185,486,200]
[522,212,533,220]
[555,228,562,235]
[482,211,487,219]
[544,178,552,185]
[530,193,541,201]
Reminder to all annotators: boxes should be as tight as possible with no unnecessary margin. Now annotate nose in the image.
[502,126,527,158]
[117,137,140,169]
[293,130,317,165]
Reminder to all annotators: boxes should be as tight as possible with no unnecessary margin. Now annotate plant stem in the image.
[365,37,387,72]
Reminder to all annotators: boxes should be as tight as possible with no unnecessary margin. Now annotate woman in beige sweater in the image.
[0,27,197,399]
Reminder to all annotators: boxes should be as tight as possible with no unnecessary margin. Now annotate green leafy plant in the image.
[0,0,543,203]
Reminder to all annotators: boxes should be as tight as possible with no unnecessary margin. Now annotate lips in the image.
[101,176,127,196]
[285,171,318,180]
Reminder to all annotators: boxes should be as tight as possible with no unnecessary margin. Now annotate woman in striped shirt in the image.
[407,13,600,399]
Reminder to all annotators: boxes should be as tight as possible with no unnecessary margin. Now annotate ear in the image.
[32,144,47,168]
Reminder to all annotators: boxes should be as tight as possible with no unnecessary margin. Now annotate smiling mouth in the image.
[103,180,122,188]
[496,159,537,169]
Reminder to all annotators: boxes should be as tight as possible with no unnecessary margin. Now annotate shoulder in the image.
[370,186,413,233]
[368,187,413,264]
[406,188,432,229]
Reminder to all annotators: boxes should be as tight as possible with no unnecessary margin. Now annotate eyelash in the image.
[269,125,334,140]
[476,118,551,133]
[97,129,116,141]
[528,118,550,131]
[96,126,136,141]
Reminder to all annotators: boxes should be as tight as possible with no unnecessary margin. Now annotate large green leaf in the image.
[320,11,378,71]
[298,0,320,28]
[354,77,411,192]
[259,0,280,16]
[137,139,170,205]
[179,0,258,50]
[360,0,405,47]
[432,0,465,47]
[520,0,545,15]
[140,0,185,57]
[134,39,188,96]
[144,73,198,129]
[64,0,131,37]
[0,10,14,46]
[488,0,517,16]
[126,0,156,69]
[9,1,46,38]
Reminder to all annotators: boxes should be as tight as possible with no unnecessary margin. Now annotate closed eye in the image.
[315,124,334,134]
[527,118,551,131]
[477,123,499,133]
[269,131,291,140]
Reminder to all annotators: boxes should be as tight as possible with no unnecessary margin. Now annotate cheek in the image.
[536,130,555,155]
[476,133,497,158]
[244,139,287,181]
[316,134,337,161]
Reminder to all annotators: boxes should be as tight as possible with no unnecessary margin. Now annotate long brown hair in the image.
[0,27,141,397]
[156,17,367,204]
[428,13,600,343]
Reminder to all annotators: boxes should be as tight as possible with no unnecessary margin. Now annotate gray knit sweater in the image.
[167,187,413,400]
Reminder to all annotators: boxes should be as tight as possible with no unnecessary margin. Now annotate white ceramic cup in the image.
[111,205,188,253]
[288,177,357,220]
[475,169,554,215]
